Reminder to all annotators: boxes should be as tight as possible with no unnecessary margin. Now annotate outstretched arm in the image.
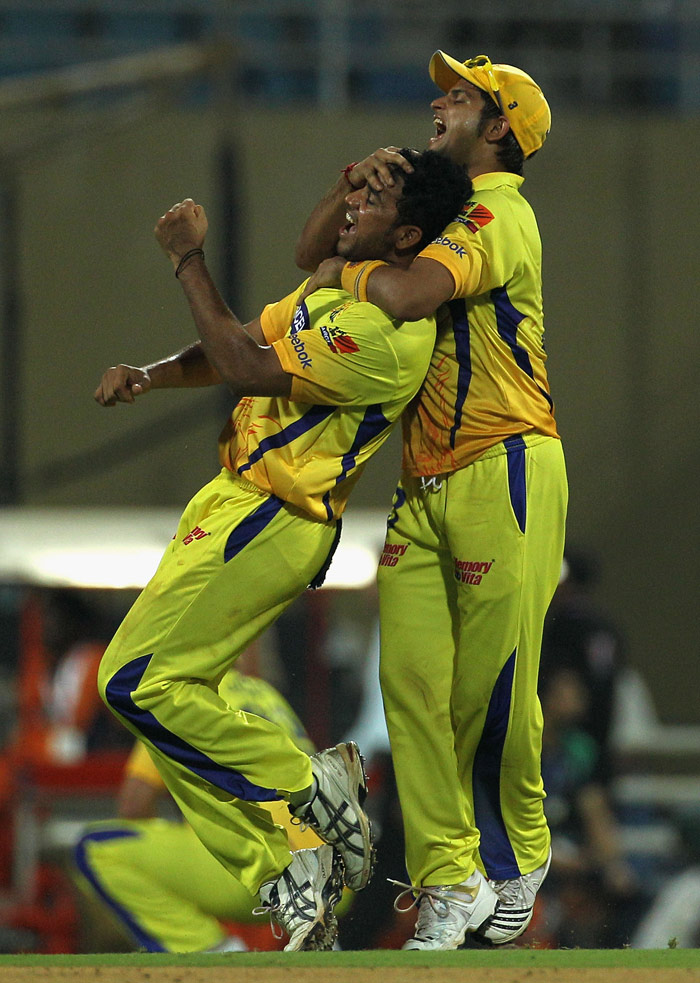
[94,341,222,407]
[294,147,415,271]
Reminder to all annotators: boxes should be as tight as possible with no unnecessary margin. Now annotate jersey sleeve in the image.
[259,281,309,343]
[272,301,405,406]
[419,201,514,299]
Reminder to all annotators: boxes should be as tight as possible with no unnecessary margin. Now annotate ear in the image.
[393,225,423,250]
[484,115,510,144]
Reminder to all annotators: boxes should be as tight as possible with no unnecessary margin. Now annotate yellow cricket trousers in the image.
[97,468,338,894]
[378,434,567,887]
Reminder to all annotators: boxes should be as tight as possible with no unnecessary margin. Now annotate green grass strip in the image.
[0,948,697,969]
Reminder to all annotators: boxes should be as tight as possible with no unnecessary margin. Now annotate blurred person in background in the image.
[532,663,646,948]
[540,549,626,784]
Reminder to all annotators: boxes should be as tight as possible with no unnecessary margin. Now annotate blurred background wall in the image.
[0,0,699,955]
[0,1,698,726]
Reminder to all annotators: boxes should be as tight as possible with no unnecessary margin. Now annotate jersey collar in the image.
[471,171,525,192]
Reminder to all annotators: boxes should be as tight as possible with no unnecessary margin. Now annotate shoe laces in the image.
[252,900,285,940]
[388,878,474,916]
[490,877,522,904]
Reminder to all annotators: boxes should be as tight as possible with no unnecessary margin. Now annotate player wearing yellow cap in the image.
[296,53,567,949]
[92,149,470,951]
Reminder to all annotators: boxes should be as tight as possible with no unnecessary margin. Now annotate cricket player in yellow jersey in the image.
[92,149,469,951]
[75,667,325,953]
[296,53,567,948]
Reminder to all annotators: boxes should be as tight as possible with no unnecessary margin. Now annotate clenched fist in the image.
[155,198,208,269]
[94,364,151,406]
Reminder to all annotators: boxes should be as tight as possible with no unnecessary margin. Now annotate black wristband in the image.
[175,248,204,278]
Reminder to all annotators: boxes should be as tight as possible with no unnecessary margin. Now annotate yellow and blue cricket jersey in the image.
[218,285,436,521]
[403,171,559,476]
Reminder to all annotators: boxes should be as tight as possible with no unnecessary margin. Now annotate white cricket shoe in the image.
[256,844,344,951]
[291,741,375,892]
[396,870,499,950]
[476,848,552,944]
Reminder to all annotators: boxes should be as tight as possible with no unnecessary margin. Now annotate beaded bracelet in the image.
[175,247,205,278]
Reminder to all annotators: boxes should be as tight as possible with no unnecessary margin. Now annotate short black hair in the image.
[477,95,526,175]
[388,148,471,251]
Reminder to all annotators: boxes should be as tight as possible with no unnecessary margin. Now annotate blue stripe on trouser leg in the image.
[504,434,527,533]
[75,828,165,952]
[223,494,285,562]
[104,655,278,801]
[472,650,521,879]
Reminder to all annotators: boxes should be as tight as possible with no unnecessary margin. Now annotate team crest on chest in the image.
[320,312,360,355]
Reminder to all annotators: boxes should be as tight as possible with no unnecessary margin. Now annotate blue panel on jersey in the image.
[492,286,554,411]
[104,655,279,802]
[335,404,391,485]
[75,827,166,952]
[472,650,521,879]
[504,434,527,534]
[320,404,390,521]
[238,403,335,473]
[447,299,472,450]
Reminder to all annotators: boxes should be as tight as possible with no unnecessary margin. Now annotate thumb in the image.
[132,372,152,396]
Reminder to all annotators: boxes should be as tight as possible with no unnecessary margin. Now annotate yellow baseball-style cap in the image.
[429,51,551,158]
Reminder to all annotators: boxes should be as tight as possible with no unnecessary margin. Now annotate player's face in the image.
[428,80,487,166]
[336,178,406,261]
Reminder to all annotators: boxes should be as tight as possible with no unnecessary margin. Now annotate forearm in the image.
[295,174,350,271]
[144,341,222,389]
[344,257,456,321]
[176,257,288,396]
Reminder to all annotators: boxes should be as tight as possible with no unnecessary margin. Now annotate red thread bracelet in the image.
[341,162,359,184]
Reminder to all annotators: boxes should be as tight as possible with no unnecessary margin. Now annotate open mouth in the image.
[430,116,447,144]
[339,211,357,237]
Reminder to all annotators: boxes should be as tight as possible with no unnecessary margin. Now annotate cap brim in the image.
[429,50,489,98]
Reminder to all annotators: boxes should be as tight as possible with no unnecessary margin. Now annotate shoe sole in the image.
[311,741,375,892]
[335,741,375,891]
